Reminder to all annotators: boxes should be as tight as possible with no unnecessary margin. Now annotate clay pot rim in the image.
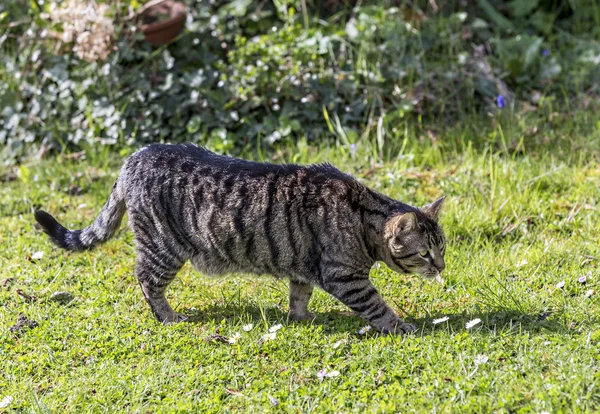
[138,1,186,34]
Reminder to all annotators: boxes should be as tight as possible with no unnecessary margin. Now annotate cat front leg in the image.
[322,269,416,335]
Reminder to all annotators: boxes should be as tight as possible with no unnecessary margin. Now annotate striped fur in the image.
[35,144,446,334]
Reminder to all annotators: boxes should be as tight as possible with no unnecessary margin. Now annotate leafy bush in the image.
[0,0,599,162]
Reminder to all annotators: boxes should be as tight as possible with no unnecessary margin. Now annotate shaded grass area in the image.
[2,112,600,411]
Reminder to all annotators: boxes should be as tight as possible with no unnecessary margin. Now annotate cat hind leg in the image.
[289,281,315,321]
[135,252,187,324]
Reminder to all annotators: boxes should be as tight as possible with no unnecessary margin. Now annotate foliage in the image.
[0,0,600,160]
[0,0,599,160]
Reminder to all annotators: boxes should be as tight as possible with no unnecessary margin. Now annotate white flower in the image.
[317,370,326,381]
[317,369,340,381]
[578,275,587,284]
[474,355,489,365]
[260,332,276,342]
[0,396,13,409]
[45,0,115,62]
[432,316,449,325]
[268,394,279,406]
[31,251,44,260]
[556,281,565,289]
[228,332,241,344]
[585,289,594,298]
[358,325,372,335]
[332,340,345,349]
[242,323,253,332]
[268,324,283,333]
[466,318,482,329]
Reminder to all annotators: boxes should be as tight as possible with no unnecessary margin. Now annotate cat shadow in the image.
[181,305,572,337]
[182,304,366,334]
[407,309,571,337]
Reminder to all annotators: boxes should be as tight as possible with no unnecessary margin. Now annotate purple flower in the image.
[496,94,505,109]
[542,49,549,57]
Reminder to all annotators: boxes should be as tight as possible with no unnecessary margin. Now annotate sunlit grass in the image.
[1,107,600,411]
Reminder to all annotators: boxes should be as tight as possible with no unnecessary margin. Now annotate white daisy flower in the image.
[358,325,372,335]
[578,275,587,284]
[466,318,482,329]
[432,316,450,324]
[228,332,241,344]
[317,369,341,381]
[268,394,279,406]
[316,370,326,381]
[0,396,13,409]
[242,323,254,332]
[474,355,489,365]
[268,324,283,333]
[585,289,594,298]
[31,251,44,260]
[556,281,565,289]
[260,332,276,342]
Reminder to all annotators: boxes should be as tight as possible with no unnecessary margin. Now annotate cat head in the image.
[382,196,446,281]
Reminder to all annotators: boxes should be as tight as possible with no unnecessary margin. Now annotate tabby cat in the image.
[35,144,446,334]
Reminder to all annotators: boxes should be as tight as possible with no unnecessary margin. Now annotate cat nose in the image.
[437,260,445,272]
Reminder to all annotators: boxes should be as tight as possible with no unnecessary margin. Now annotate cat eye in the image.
[418,250,428,257]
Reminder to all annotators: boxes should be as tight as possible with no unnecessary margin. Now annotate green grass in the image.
[2,109,600,412]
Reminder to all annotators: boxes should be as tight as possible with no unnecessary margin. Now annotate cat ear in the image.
[386,212,419,238]
[421,196,446,222]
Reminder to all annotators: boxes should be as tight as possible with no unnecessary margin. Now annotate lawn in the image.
[2,109,600,412]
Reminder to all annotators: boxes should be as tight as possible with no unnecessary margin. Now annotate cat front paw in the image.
[397,322,416,334]
[380,321,416,335]
[289,311,315,321]
[161,312,189,325]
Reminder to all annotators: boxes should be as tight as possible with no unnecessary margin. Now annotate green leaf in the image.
[476,0,515,31]
[19,165,30,183]
[187,116,202,134]
[524,37,543,69]
[221,0,253,17]
[508,0,539,18]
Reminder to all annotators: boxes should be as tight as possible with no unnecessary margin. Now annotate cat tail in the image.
[34,178,126,251]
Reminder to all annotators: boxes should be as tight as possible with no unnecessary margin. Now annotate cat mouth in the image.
[423,272,444,284]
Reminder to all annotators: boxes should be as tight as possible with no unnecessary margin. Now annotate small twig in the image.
[566,203,583,223]
[428,0,438,13]
[16,289,37,302]
[8,20,31,28]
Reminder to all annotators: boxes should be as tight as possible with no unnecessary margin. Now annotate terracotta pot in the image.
[138,0,186,46]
